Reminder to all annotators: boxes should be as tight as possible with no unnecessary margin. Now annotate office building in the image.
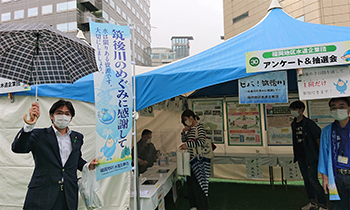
[171,36,193,60]
[150,47,175,67]
[0,0,151,66]
[224,0,350,40]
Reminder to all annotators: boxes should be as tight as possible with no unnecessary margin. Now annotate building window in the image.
[110,0,115,9]
[14,10,24,20]
[102,10,109,20]
[57,23,68,31]
[28,7,38,17]
[232,11,249,24]
[136,12,140,19]
[151,54,159,59]
[161,53,167,59]
[122,0,126,3]
[296,15,304,22]
[136,0,139,5]
[132,7,135,14]
[57,22,77,32]
[127,1,131,9]
[168,54,174,59]
[110,18,115,24]
[68,22,77,31]
[116,6,121,14]
[1,0,11,3]
[1,12,11,22]
[42,5,53,15]
[57,1,76,13]
[127,17,131,24]
[122,11,126,20]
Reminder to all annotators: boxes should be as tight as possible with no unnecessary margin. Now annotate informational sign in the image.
[0,78,30,94]
[297,65,350,100]
[226,101,262,146]
[265,100,295,146]
[307,99,334,129]
[246,40,350,73]
[239,71,288,104]
[279,158,302,181]
[192,100,224,144]
[245,157,263,178]
[90,21,133,180]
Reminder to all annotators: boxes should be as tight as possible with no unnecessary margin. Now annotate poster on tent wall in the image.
[297,65,350,100]
[265,99,296,146]
[246,40,350,73]
[307,99,333,129]
[0,78,30,94]
[90,21,133,180]
[239,71,288,104]
[245,157,263,179]
[226,101,262,146]
[192,100,224,144]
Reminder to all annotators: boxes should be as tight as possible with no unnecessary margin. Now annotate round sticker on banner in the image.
[249,57,260,67]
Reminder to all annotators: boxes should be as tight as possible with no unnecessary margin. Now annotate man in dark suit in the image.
[12,99,98,210]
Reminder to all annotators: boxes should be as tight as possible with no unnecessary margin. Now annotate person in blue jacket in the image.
[290,100,327,210]
[12,100,98,210]
[319,97,350,210]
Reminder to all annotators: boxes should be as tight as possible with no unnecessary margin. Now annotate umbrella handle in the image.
[23,114,38,125]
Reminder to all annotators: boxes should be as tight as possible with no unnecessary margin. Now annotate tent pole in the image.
[131,23,140,210]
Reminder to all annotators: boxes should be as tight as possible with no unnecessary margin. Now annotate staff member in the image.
[132,129,158,174]
[319,97,350,210]
[12,100,98,210]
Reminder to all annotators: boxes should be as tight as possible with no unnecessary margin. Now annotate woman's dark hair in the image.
[49,99,75,118]
[181,109,200,126]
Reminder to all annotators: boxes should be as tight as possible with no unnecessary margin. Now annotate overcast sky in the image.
[149,0,224,56]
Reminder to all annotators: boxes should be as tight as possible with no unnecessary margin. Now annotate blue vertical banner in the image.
[90,21,133,180]
[239,71,288,104]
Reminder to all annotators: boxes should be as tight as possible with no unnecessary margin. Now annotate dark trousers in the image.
[187,169,209,210]
[52,187,68,210]
[298,161,327,207]
[333,173,350,210]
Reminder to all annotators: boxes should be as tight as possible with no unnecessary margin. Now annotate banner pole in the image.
[131,23,140,210]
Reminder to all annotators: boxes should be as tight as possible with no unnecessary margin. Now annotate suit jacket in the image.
[12,126,87,210]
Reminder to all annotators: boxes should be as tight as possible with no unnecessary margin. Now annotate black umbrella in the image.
[0,23,98,123]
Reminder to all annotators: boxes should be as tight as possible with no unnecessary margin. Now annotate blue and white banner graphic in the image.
[239,71,288,104]
[90,21,133,180]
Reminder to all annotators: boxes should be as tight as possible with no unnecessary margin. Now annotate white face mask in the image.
[331,109,349,121]
[291,110,300,118]
[54,115,71,129]
[146,138,152,144]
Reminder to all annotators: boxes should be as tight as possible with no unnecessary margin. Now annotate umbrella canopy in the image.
[0,22,98,85]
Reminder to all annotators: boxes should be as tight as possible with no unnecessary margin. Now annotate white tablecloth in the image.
[130,161,177,210]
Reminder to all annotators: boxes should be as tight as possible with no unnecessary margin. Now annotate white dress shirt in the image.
[24,123,72,166]
[23,123,89,171]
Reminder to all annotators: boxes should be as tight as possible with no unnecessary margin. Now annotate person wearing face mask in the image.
[318,97,350,210]
[132,129,158,174]
[180,109,208,210]
[289,101,327,210]
[12,99,98,210]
